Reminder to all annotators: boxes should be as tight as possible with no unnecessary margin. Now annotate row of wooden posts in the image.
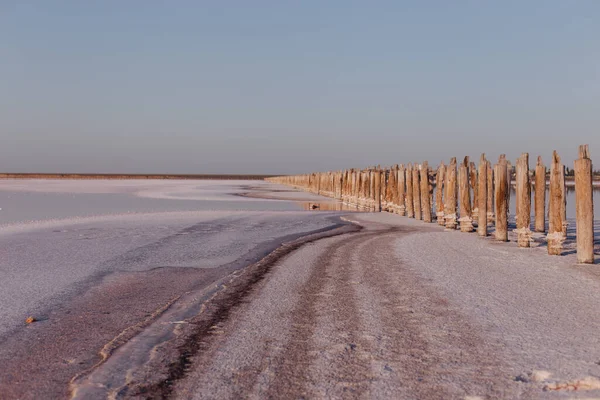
[266,145,595,264]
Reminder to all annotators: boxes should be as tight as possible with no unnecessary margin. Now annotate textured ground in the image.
[2,180,600,399]
[0,181,346,399]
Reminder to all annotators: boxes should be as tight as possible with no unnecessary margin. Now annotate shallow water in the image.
[0,179,305,225]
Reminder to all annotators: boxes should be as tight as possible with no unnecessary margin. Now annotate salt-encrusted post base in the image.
[436,211,445,226]
[514,227,532,248]
[445,213,457,230]
[458,216,474,233]
[547,231,566,256]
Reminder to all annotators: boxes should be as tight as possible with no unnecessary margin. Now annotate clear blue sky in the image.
[1,1,598,174]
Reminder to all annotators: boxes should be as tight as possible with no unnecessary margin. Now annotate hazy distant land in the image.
[0,173,276,180]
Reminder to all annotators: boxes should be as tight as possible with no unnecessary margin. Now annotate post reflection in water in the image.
[299,201,357,211]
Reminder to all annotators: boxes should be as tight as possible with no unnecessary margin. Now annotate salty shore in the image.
[1,180,599,399]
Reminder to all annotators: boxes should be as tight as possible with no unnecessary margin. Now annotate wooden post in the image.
[487,161,494,225]
[413,164,422,220]
[470,161,479,222]
[380,168,387,210]
[398,165,406,216]
[478,154,488,236]
[444,157,458,229]
[374,168,382,212]
[421,162,432,222]
[359,171,366,209]
[574,145,594,264]
[515,153,532,247]
[406,164,414,218]
[367,169,372,208]
[495,155,509,241]
[561,163,568,237]
[429,167,434,220]
[534,156,546,232]
[458,156,473,232]
[548,151,566,255]
[436,162,446,225]
[506,161,512,217]
[387,166,398,213]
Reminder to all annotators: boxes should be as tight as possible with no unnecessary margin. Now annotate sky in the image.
[1,1,599,174]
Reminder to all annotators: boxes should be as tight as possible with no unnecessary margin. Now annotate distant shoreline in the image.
[0,173,275,180]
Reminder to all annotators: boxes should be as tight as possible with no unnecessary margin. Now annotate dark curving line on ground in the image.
[117,218,363,399]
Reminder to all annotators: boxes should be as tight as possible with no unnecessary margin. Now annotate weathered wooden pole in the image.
[444,158,458,229]
[406,164,414,218]
[387,166,398,213]
[421,162,432,222]
[317,172,321,195]
[495,155,509,241]
[470,161,479,222]
[487,161,494,225]
[380,168,387,209]
[428,168,434,220]
[477,154,488,236]
[352,170,358,208]
[374,168,382,212]
[398,165,406,216]
[359,171,365,209]
[436,162,446,225]
[354,169,359,207]
[413,164,422,220]
[561,163,568,237]
[515,153,532,247]
[548,151,566,255]
[458,156,473,232]
[534,156,546,232]
[506,161,512,217]
[574,144,594,264]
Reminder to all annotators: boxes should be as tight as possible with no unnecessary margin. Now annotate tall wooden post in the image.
[515,153,532,247]
[421,162,432,222]
[548,151,566,255]
[358,171,365,209]
[352,170,358,208]
[444,158,458,229]
[413,164,422,220]
[428,168,434,220]
[534,156,546,232]
[436,162,446,225]
[398,165,406,216]
[506,161,512,217]
[470,161,479,221]
[478,154,488,237]
[561,163,568,237]
[487,161,494,225]
[387,166,398,213]
[374,168,382,212]
[380,168,387,209]
[495,155,509,241]
[406,164,414,218]
[459,156,473,232]
[574,145,594,264]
